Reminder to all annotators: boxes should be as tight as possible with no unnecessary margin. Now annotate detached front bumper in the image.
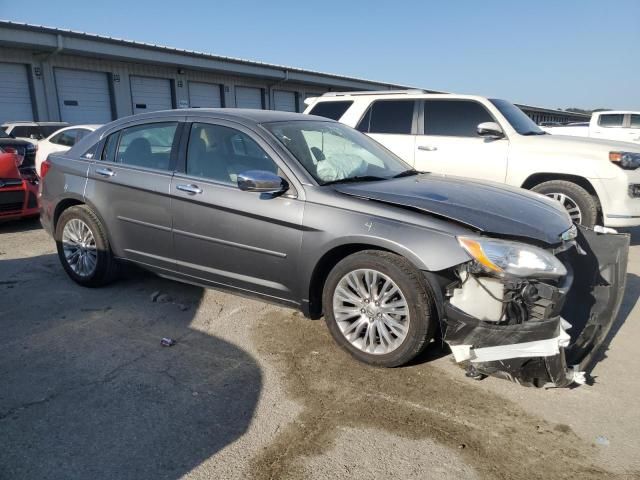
[442,226,629,387]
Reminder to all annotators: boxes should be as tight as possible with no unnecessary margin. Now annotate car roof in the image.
[102,108,334,130]
[1,121,69,127]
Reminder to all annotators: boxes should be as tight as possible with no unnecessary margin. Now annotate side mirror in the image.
[477,122,504,139]
[237,170,287,194]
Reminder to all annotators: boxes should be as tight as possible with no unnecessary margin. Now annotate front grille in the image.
[27,191,37,209]
[0,190,25,212]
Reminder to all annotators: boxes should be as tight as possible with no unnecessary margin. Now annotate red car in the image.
[0,148,39,221]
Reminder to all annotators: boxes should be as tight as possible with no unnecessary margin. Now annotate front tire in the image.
[322,250,437,367]
[531,180,598,227]
[55,205,119,287]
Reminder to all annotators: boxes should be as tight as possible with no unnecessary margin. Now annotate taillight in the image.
[40,159,52,178]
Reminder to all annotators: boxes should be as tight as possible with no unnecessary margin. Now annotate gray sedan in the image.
[40,109,629,388]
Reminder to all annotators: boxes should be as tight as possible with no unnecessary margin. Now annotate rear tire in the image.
[322,250,437,367]
[55,205,119,287]
[531,180,598,227]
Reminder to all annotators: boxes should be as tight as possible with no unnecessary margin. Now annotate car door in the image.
[170,119,304,303]
[591,113,628,141]
[86,119,182,269]
[356,99,417,165]
[414,99,509,183]
[627,114,640,143]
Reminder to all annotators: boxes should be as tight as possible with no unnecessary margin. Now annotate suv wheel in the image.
[55,205,119,287]
[322,250,436,367]
[531,180,598,227]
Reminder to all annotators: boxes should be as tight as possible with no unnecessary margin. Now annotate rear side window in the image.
[357,100,415,134]
[51,129,82,147]
[598,114,624,128]
[10,126,43,139]
[115,123,178,170]
[308,101,353,120]
[630,114,640,128]
[423,100,493,137]
[101,132,119,162]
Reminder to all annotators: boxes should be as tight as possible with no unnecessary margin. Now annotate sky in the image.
[1,0,638,110]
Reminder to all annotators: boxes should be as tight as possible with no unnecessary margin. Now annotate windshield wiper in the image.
[521,131,547,136]
[322,175,387,186]
[392,169,423,178]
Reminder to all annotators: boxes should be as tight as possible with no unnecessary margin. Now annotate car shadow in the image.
[591,272,640,368]
[0,216,42,234]
[620,226,640,246]
[0,253,262,480]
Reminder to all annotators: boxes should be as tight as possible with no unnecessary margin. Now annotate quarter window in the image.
[630,115,640,128]
[308,101,353,121]
[423,100,494,137]
[357,100,415,134]
[598,114,624,128]
[186,123,277,185]
[115,123,178,170]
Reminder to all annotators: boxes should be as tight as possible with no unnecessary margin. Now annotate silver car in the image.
[40,109,629,388]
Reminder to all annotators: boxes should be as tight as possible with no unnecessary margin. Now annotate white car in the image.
[35,125,100,175]
[1,122,69,145]
[543,111,640,144]
[304,91,640,227]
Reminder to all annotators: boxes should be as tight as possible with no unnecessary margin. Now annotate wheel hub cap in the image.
[545,192,582,223]
[332,268,410,355]
[62,218,97,277]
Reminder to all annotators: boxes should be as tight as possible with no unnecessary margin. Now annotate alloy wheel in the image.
[62,218,98,277]
[332,268,410,355]
[545,192,582,224]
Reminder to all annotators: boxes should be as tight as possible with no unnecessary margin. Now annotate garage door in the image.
[273,90,297,112]
[130,76,173,115]
[55,68,113,124]
[235,86,263,109]
[0,63,34,124]
[188,82,222,108]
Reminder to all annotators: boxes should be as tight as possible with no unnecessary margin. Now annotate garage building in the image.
[0,21,589,125]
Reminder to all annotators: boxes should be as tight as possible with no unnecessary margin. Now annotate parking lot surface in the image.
[1,219,639,479]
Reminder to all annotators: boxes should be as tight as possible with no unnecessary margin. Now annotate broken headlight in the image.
[458,236,567,280]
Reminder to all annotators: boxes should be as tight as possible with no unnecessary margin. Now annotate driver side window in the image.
[186,123,278,186]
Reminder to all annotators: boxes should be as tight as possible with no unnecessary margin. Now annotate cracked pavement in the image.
[1,219,639,479]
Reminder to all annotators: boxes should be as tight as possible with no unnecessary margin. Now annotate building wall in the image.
[0,47,331,122]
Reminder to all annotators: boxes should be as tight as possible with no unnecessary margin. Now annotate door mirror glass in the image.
[237,170,287,193]
[477,121,504,138]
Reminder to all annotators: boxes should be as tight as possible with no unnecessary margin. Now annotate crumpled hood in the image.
[334,174,573,245]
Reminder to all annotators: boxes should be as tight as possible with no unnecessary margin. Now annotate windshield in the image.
[263,120,412,185]
[0,128,12,139]
[489,99,545,135]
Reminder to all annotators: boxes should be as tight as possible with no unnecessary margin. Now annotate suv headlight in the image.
[458,236,567,279]
[610,151,640,170]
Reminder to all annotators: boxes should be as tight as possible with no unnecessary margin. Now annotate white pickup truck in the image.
[542,111,640,144]
[304,91,640,227]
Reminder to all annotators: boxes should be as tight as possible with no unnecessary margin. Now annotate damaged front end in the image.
[442,225,629,387]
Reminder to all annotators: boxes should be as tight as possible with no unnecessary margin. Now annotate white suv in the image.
[304,91,640,227]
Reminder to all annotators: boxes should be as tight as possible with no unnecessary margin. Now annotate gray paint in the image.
[41,109,570,313]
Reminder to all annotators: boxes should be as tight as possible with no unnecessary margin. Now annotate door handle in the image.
[176,184,203,195]
[417,145,438,152]
[95,167,115,177]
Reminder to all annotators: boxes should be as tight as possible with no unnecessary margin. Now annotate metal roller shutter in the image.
[188,81,222,108]
[55,68,113,124]
[235,86,263,109]
[0,63,34,124]
[273,90,297,112]
[130,76,173,114]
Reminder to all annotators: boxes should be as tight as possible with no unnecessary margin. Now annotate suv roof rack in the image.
[320,89,441,97]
